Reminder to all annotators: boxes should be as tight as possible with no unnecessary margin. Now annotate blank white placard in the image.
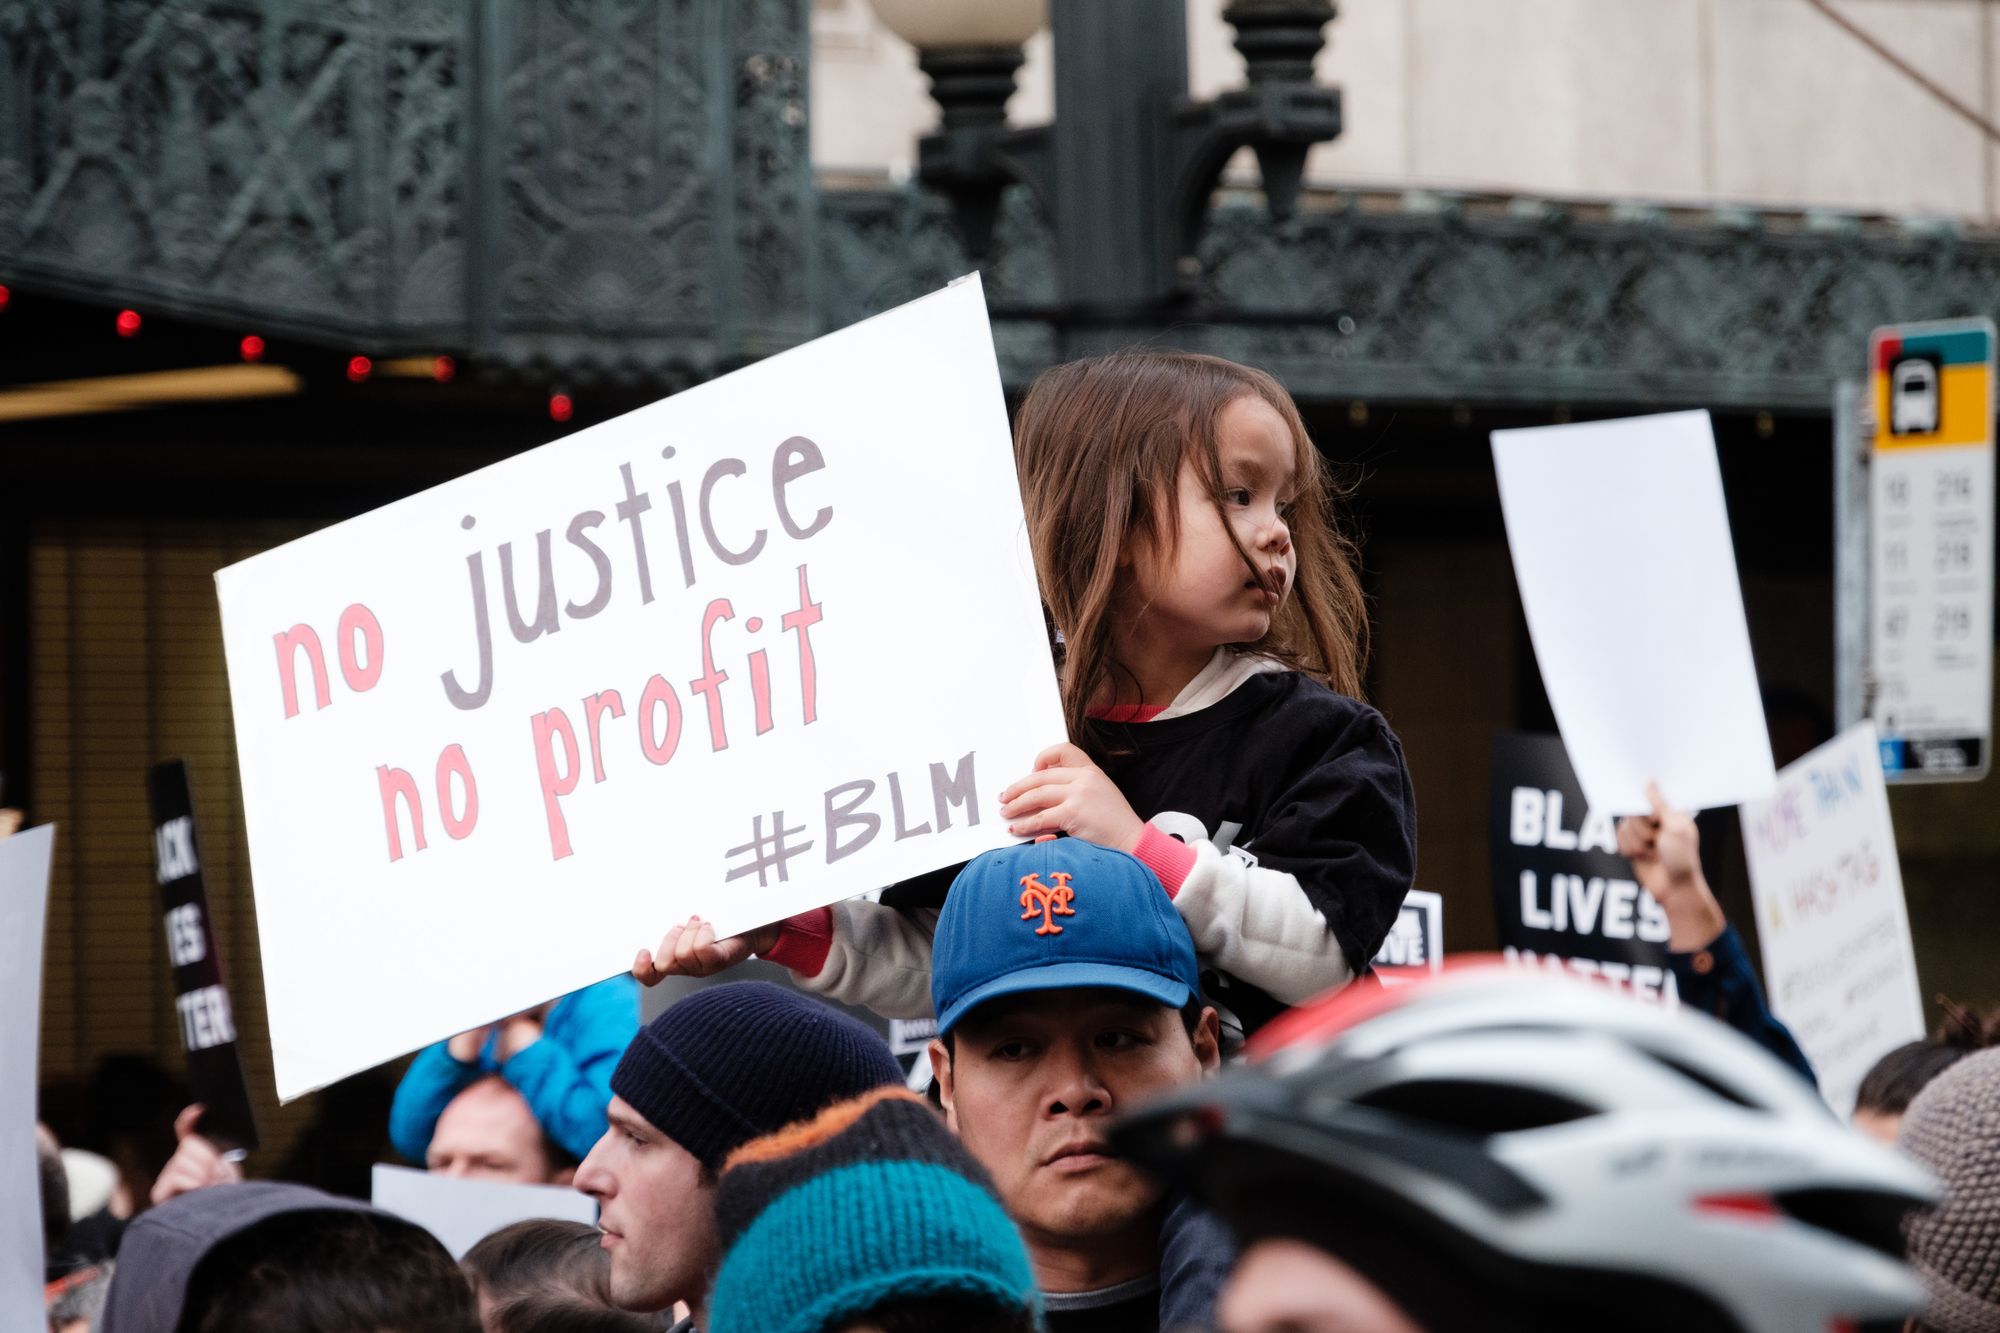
[1492,411,1775,814]
[1,826,55,1333]
[370,1163,598,1260]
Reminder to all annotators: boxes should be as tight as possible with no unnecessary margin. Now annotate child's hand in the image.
[1615,781,1727,952]
[633,915,780,985]
[999,743,1146,854]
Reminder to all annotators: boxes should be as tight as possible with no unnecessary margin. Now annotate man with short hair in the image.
[926,839,1225,1333]
[426,1074,574,1184]
[573,980,902,1326]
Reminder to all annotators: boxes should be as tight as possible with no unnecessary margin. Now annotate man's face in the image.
[1220,1237,1424,1333]
[934,988,1219,1257]
[574,1095,718,1313]
[426,1077,560,1184]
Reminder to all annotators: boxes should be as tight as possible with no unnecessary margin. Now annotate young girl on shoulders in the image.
[640,350,1418,1039]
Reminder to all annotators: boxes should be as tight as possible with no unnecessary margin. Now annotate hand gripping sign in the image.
[217,278,1064,1100]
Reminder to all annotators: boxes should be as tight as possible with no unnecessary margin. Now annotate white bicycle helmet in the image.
[1114,964,1939,1333]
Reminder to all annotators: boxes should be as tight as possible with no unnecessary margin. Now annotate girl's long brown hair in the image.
[1013,350,1369,756]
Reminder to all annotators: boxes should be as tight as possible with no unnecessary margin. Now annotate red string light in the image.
[240,334,266,363]
[433,356,456,384]
[116,308,141,337]
[0,285,11,312]
[549,392,574,423]
[347,355,372,382]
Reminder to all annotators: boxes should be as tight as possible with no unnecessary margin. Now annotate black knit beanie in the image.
[608,980,902,1170]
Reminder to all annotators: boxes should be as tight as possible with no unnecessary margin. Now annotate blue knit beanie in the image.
[708,1088,1042,1333]
[608,980,902,1170]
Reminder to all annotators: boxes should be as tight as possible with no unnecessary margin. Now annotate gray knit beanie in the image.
[1901,1047,2000,1333]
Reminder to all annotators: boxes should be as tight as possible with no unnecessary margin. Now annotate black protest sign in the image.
[1489,734,1678,1002]
[148,761,259,1152]
[1371,889,1443,982]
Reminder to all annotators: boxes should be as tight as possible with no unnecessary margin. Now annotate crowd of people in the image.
[26,350,2000,1332]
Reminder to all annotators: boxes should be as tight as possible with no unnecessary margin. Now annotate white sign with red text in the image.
[217,277,1063,1100]
[1740,722,1924,1115]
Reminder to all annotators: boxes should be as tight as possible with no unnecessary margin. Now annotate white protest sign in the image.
[370,1164,597,1260]
[1371,888,1443,986]
[1740,722,1924,1115]
[887,1016,936,1057]
[1492,411,1776,815]
[889,1016,939,1091]
[0,825,55,1331]
[218,277,1064,1099]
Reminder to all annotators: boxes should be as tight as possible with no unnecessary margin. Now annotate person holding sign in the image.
[389,976,639,1170]
[643,350,1416,1043]
[1615,782,1813,1083]
[149,1104,245,1206]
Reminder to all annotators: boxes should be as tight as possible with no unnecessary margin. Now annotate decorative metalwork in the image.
[821,188,2000,411]
[731,0,813,359]
[1180,201,2000,411]
[0,0,467,341]
[470,0,813,384]
[818,182,1056,384]
[0,0,816,380]
[473,0,716,382]
[5,1,2000,411]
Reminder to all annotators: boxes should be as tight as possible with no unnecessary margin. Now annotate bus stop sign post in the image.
[1865,318,1995,783]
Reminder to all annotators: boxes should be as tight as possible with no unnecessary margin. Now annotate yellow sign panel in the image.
[1869,322,1995,452]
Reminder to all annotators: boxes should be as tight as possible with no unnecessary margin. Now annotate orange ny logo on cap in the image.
[1019,872,1076,936]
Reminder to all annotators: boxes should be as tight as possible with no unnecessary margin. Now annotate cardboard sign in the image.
[217,277,1065,1099]
[1490,734,1678,1004]
[1371,889,1443,986]
[1741,722,1925,1115]
[148,761,259,1151]
[370,1164,597,1260]
[1492,411,1776,815]
[0,824,55,1331]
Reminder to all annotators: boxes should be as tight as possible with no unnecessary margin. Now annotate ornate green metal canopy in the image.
[5,0,1997,411]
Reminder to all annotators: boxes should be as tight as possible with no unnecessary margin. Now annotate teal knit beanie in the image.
[708,1088,1042,1333]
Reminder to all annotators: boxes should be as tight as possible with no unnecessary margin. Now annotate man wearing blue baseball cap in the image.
[927,837,1228,1333]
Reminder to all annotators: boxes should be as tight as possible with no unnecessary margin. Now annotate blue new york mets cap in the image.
[931,837,1200,1036]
